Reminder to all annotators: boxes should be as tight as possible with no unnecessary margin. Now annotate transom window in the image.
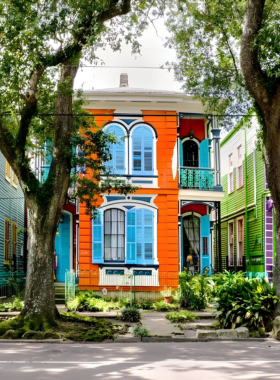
[104,209,125,262]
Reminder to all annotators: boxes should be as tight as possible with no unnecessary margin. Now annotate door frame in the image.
[181,211,201,272]
[57,210,73,278]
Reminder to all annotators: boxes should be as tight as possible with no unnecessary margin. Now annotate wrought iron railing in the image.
[180,167,215,190]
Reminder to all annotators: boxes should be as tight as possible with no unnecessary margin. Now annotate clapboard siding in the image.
[78,110,179,287]
[217,116,266,272]
[0,151,25,282]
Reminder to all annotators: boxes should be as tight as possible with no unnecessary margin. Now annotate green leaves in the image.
[213,274,278,330]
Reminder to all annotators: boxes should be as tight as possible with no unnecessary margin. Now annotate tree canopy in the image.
[165,0,280,126]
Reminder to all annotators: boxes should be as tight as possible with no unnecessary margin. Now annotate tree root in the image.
[0,313,128,341]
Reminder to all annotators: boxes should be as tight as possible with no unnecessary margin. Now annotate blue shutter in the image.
[142,210,154,264]
[126,209,136,264]
[200,214,211,275]
[114,126,125,174]
[105,125,125,174]
[92,209,104,263]
[199,139,210,168]
[179,139,183,167]
[132,128,142,173]
[132,126,153,174]
[143,128,153,173]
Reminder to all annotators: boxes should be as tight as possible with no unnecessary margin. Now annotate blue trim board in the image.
[99,264,159,269]
[120,119,136,125]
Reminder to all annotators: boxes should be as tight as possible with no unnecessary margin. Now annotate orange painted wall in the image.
[78,110,179,289]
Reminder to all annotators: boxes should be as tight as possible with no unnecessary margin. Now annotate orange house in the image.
[57,74,224,296]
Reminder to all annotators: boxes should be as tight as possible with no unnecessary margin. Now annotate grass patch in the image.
[165,311,199,323]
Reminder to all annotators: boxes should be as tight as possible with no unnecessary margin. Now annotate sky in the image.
[75,18,182,92]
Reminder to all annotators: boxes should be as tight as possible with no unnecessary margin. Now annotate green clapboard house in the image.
[0,151,26,297]
[215,115,275,280]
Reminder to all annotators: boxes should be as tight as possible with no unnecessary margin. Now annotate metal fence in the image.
[77,270,179,302]
[0,272,26,299]
[246,271,268,280]
[65,270,76,303]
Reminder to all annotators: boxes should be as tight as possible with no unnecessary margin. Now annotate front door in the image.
[55,212,71,282]
[182,214,200,273]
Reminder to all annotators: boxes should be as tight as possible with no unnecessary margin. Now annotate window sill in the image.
[5,177,11,183]
[236,184,244,190]
[12,184,18,189]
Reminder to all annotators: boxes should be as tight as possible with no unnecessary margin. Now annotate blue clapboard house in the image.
[0,151,26,297]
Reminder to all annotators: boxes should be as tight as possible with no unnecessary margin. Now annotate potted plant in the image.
[161,287,173,304]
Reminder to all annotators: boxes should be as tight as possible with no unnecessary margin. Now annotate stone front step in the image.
[55,298,65,305]
[181,319,217,330]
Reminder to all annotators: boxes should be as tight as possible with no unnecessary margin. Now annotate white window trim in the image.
[99,203,158,265]
[129,124,158,176]
[236,216,244,266]
[104,123,128,175]
[181,137,200,167]
[228,219,234,267]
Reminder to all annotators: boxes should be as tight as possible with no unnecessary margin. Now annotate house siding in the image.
[217,117,267,274]
[0,151,26,286]
[78,111,179,290]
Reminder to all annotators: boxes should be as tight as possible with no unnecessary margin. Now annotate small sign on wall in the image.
[102,288,108,296]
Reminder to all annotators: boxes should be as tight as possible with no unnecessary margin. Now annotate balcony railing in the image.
[180,167,215,190]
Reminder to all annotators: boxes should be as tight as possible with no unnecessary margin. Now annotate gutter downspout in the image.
[244,122,249,264]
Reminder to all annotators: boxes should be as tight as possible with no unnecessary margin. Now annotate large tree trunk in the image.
[21,201,59,325]
[240,0,280,313]
[20,64,79,325]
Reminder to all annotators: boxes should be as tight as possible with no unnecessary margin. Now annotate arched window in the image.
[132,126,154,174]
[104,124,125,174]
[104,209,125,262]
[183,140,199,167]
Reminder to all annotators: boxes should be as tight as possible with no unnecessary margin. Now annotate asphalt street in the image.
[0,341,280,380]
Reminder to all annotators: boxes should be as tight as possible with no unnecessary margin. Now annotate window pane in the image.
[104,209,125,262]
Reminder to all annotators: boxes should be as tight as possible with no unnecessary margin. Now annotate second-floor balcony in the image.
[180,167,215,191]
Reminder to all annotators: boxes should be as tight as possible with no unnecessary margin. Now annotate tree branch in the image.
[38,0,131,69]
[240,0,271,109]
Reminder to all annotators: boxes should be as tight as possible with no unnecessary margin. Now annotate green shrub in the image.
[178,272,209,310]
[131,325,149,337]
[0,298,24,312]
[67,290,119,312]
[214,277,278,330]
[166,311,199,323]
[120,307,141,322]
[208,271,245,298]
[152,300,179,311]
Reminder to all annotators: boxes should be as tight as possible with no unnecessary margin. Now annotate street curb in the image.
[0,337,272,344]
[141,337,270,342]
